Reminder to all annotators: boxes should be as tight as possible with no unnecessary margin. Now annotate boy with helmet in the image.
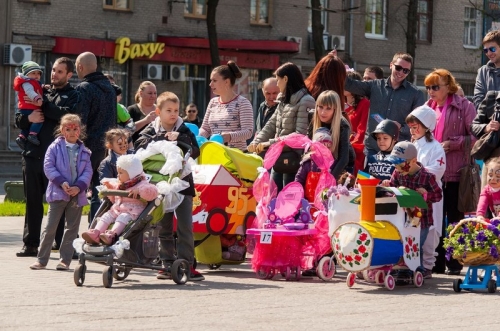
[364,119,400,183]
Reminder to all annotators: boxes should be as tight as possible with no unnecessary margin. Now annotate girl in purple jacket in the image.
[30,114,93,271]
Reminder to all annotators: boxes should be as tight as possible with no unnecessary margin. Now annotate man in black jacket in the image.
[15,57,81,257]
[75,52,116,222]
[248,77,279,147]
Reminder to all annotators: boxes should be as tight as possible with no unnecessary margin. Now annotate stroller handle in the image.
[176,140,192,161]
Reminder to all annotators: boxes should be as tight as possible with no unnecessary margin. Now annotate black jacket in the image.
[134,121,200,197]
[16,83,81,160]
[75,72,116,152]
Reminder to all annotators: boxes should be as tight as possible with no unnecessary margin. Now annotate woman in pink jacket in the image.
[82,154,158,245]
[424,68,477,276]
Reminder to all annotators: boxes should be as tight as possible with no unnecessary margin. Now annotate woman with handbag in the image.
[248,62,315,192]
[425,68,477,276]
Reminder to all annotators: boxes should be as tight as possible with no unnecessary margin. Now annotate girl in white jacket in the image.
[406,105,446,279]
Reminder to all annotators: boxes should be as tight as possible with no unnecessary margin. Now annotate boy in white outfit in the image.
[406,105,446,279]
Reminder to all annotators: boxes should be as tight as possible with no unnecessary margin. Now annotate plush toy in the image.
[405,207,422,227]
[221,234,246,261]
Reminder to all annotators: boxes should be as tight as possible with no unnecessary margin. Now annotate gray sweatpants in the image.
[158,195,194,266]
[37,196,83,266]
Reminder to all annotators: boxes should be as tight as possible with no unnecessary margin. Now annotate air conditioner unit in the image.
[169,65,186,82]
[331,35,346,51]
[143,64,163,80]
[308,33,329,50]
[286,36,302,54]
[4,44,32,66]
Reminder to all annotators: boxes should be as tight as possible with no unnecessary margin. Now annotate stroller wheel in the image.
[208,264,221,270]
[317,256,335,281]
[172,259,189,285]
[113,266,132,281]
[74,264,86,287]
[102,266,113,288]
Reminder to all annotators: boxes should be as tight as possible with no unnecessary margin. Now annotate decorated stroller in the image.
[331,178,428,290]
[72,141,194,288]
[247,133,336,281]
[190,141,262,269]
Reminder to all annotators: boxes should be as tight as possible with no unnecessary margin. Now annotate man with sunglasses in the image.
[345,52,425,157]
[183,103,201,127]
[473,30,500,108]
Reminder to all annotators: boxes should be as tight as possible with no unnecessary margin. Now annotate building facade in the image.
[0,0,494,150]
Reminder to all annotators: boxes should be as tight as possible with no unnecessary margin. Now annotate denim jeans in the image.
[270,169,296,193]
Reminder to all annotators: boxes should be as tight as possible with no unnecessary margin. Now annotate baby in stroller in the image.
[82,154,158,245]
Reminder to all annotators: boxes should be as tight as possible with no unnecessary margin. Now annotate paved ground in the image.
[1,216,499,330]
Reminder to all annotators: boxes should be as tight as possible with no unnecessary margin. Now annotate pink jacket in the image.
[107,178,158,220]
[476,185,500,217]
[427,94,477,182]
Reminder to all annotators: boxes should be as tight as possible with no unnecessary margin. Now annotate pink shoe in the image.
[99,230,116,246]
[82,229,101,245]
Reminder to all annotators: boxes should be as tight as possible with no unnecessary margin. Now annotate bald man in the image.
[75,52,117,222]
[255,77,280,135]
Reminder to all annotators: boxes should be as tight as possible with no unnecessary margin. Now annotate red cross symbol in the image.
[437,157,445,166]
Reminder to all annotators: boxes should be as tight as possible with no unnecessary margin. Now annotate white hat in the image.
[116,155,143,179]
[410,105,437,131]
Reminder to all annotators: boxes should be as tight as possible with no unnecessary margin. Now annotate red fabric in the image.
[346,98,370,145]
[352,143,365,176]
[13,76,42,110]
[305,171,321,202]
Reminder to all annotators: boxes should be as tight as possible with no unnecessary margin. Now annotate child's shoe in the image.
[99,230,117,246]
[189,266,205,281]
[82,229,101,244]
[27,134,40,146]
[15,136,27,150]
[29,262,46,270]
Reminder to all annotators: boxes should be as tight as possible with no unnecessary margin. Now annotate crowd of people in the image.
[14,29,500,281]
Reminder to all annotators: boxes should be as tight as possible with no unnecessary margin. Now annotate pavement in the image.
[1,215,500,330]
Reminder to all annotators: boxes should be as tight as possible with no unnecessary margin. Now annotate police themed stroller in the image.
[73,141,194,288]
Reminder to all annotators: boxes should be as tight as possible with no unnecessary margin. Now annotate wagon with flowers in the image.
[444,217,500,293]
[330,178,428,290]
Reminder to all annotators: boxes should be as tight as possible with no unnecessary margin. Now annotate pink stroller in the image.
[247,133,336,281]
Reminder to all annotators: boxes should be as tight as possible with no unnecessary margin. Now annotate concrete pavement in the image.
[1,216,499,330]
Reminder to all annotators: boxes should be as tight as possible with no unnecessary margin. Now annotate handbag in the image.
[272,149,302,174]
[471,109,500,160]
[458,136,481,213]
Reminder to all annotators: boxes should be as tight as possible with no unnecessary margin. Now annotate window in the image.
[251,0,272,25]
[184,0,206,17]
[308,0,328,33]
[365,0,387,38]
[103,0,132,11]
[17,0,50,3]
[417,0,432,43]
[464,6,482,48]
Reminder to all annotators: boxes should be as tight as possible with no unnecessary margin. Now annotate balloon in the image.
[196,136,208,147]
[185,123,199,136]
[210,134,224,144]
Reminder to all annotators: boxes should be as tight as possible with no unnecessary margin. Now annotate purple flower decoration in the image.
[445,246,454,261]
[490,245,499,259]
[493,228,500,237]
[476,231,487,242]
[462,226,470,234]
[491,219,500,227]
[470,239,475,248]
[457,236,466,245]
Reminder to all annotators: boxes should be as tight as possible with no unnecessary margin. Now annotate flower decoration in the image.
[404,235,419,260]
[444,218,500,263]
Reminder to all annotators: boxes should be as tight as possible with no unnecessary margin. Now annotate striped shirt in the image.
[389,163,442,228]
[200,95,253,151]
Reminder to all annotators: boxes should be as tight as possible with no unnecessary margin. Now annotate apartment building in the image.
[0,0,494,150]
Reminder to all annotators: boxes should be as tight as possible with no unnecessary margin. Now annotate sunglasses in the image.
[393,64,410,75]
[425,84,448,91]
[484,46,497,54]
[187,110,197,113]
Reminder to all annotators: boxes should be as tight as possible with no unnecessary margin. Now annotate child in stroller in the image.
[81,154,158,245]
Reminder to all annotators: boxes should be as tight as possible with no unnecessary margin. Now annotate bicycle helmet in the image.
[371,119,400,141]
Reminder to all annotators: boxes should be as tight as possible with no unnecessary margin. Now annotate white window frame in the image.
[103,0,132,11]
[365,0,387,39]
[463,6,482,49]
[308,0,328,33]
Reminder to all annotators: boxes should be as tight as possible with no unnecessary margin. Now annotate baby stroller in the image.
[247,133,336,281]
[73,141,193,288]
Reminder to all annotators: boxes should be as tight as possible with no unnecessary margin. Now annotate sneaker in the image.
[157,268,172,280]
[51,242,60,252]
[301,268,317,277]
[27,134,40,146]
[16,246,38,257]
[189,267,205,281]
[29,262,46,270]
[15,136,26,150]
[56,262,69,271]
[445,269,461,276]
[422,269,432,279]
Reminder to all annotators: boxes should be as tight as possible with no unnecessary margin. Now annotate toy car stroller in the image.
[73,141,193,288]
